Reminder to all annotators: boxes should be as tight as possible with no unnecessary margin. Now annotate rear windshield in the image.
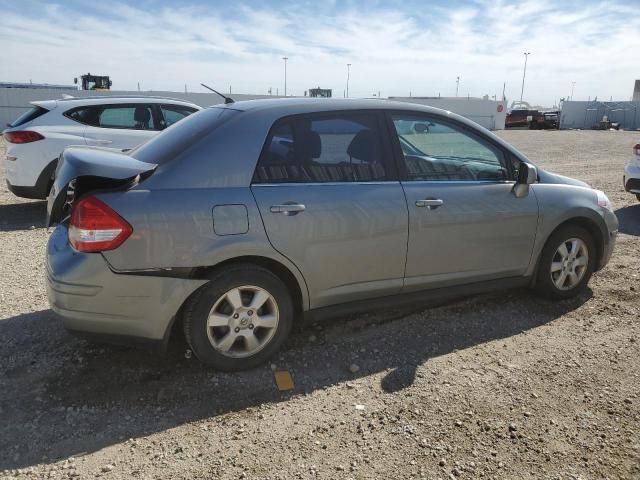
[8,106,48,128]
[129,107,238,165]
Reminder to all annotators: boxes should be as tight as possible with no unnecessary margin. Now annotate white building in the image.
[389,96,507,130]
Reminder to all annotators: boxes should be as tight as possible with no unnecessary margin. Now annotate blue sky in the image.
[1,0,639,106]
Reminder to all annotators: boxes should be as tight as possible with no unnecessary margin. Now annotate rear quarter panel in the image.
[99,187,310,308]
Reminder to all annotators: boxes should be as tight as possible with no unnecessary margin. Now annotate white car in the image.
[3,96,201,199]
[624,143,640,202]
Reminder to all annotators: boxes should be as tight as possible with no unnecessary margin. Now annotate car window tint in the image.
[161,105,197,127]
[9,106,48,127]
[391,115,506,182]
[65,104,158,130]
[65,106,101,127]
[253,113,386,183]
[99,105,156,130]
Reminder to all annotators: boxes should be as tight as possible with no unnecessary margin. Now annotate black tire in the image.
[535,225,596,299]
[183,264,293,371]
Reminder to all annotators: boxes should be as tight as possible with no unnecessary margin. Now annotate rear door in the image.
[251,111,408,309]
[71,103,160,149]
[387,112,539,291]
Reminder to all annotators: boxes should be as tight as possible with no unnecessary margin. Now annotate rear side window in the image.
[253,112,387,183]
[161,104,198,127]
[9,106,48,127]
[65,104,158,130]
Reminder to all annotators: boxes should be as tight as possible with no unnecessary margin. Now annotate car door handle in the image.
[415,198,444,209]
[270,204,306,215]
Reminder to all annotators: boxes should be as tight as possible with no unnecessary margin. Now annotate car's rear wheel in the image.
[183,265,293,371]
[535,225,596,299]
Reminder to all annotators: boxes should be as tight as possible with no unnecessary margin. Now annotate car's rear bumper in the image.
[624,164,640,193]
[46,224,207,345]
[6,179,46,199]
[5,159,58,200]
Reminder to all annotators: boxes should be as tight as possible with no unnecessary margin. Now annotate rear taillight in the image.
[68,196,132,252]
[634,144,640,156]
[3,131,45,144]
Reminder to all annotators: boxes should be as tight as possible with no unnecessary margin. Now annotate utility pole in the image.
[520,52,531,103]
[346,63,351,98]
[282,57,288,96]
[455,76,460,97]
[570,81,576,100]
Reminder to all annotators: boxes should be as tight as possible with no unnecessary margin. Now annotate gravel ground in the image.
[1,130,639,479]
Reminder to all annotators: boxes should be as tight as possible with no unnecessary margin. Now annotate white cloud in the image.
[0,0,638,105]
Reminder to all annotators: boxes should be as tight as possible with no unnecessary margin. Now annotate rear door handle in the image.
[415,198,444,209]
[270,204,306,215]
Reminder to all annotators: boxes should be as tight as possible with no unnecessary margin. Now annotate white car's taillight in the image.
[69,196,132,252]
[3,131,45,144]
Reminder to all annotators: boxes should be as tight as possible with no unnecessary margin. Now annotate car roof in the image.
[31,96,202,110]
[222,97,445,113]
[212,97,488,132]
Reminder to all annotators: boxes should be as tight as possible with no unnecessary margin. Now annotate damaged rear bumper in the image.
[46,224,207,348]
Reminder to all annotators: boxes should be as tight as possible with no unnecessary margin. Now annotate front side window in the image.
[253,113,387,183]
[391,115,507,182]
[161,105,198,127]
[65,104,157,130]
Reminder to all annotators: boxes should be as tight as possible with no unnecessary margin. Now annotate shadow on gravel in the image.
[615,205,640,236]
[0,201,46,232]
[0,288,591,469]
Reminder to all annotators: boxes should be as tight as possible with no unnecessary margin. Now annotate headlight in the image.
[595,190,612,209]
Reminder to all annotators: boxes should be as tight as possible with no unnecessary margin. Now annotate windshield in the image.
[8,106,48,128]
[130,107,239,165]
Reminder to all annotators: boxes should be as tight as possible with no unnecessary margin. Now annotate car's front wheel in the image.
[183,265,293,371]
[536,225,596,299]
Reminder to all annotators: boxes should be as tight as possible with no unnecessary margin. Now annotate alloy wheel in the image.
[206,285,279,358]
[550,237,589,291]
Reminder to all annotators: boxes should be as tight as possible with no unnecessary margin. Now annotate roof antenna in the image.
[201,83,234,104]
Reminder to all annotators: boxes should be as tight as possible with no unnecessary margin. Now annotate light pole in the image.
[519,52,531,103]
[570,81,576,100]
[346,63,351,98]
[455,76,460,97]
[282,57,288,96]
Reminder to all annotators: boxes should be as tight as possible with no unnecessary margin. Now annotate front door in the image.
[387,112,539,291]
[251,111,408,309]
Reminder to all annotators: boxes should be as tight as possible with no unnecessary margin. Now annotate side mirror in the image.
[518,162,537,185]
[513,162,537,198]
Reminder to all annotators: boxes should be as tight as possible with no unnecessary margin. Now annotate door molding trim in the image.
[303,275,531,323]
